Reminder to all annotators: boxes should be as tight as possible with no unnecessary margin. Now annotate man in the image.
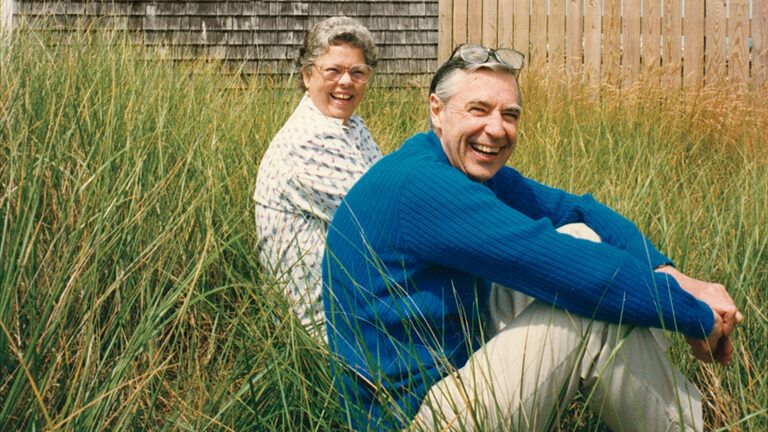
[321,44,742,431]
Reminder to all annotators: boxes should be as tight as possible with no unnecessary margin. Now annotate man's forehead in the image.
[463,98,521,111]
[457,70,519,103]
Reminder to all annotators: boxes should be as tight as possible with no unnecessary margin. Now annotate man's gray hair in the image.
[296,16,379,91]
[431,60,522,107]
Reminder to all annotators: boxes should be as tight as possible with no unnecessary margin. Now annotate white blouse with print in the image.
[253,94,382,337]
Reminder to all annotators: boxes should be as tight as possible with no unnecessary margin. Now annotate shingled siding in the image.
[13,1,439,77]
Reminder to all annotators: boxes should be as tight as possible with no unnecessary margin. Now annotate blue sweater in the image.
[321,131,714,430]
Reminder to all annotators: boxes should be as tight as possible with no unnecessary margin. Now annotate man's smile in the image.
[470,142,505,156]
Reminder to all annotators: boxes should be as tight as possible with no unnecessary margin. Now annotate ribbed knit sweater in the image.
[321,131,714,430]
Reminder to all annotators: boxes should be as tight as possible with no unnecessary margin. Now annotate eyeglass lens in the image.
[317,64,372,83]
[456,45,524,71]
[494,49,524,69]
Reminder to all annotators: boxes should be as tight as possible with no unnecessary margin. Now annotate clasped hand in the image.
[656,266,743,365]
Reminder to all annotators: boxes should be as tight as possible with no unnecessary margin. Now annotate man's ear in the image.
[429,94,443,131]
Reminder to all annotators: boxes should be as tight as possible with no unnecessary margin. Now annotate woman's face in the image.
[303,43,370,123]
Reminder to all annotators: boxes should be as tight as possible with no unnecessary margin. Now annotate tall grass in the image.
[1,31,766,430]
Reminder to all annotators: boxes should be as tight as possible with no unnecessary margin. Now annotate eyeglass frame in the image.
[311,63,375,83]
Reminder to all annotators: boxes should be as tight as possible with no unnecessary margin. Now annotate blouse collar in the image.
[300,93,360,130]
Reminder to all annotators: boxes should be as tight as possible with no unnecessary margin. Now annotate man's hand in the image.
[656,265,743,365]
[685,312,734,365]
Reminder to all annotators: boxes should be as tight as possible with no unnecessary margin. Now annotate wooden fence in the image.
[438,0,768,88]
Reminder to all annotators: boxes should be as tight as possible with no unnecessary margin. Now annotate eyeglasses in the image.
[451,44,525,77]
[313,63,374,83]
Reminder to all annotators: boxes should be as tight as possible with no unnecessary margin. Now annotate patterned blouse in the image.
[253,94,382,338]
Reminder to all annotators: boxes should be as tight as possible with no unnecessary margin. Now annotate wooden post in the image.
[584,0,601,86]
[705,0,727,83]
[548,0,565,73]
[728,0,749,82]
[623,0,641,87]
[603,0,621,87]
[467,0,482,43]
[1,0,12,38]
[482,0,497,47]
[453,0,468,47]
[755,0,768,88]
[438,0,453,63]
[565,0,582,80]
[662,0,683,88]
[530,0,547,67]
[683,0,705,87]
[498,0,514,48]
[513,0,530,61]
[642,0,662,76]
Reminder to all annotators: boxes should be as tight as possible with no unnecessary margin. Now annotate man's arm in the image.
[656,265,743,365]
[490,168,672,268]
[491,168,742,364]
[397,167,715,340]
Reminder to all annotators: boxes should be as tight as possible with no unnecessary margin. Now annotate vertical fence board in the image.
[549,0,566,72]
[1,0,12,37]
[584,0,600,85]
[530,0,547,66]
[663,0,683,87]
[513,0,530,59]
[482,0,497,46]
[728,0,749,81]
[438,0,453,63]
[603,0,621,86]
[705,0,727,82]
[565,0,582,79]
[467,0,483,42]
[498,0,514,48]
[684,0,705,86]
[755,0,768,87]
[453,0,468,46]
[642,0,662,74]
[623,0,641,86]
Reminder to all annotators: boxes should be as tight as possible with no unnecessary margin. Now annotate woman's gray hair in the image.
[296,16,379,90]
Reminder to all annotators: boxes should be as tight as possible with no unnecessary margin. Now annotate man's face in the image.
[430,69,521,182]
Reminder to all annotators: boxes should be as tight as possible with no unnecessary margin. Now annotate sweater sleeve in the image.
[489,167,673,269]
[397,166,714,339]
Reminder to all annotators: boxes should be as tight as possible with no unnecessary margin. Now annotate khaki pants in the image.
[412,224,703,432]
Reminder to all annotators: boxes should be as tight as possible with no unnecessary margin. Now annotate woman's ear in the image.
[301,67,311,90]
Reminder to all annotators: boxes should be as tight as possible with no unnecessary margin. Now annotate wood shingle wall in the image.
[12,1,439,78]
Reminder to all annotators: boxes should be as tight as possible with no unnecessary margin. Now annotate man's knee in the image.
[556,222,601,243]
[492,301,612,353]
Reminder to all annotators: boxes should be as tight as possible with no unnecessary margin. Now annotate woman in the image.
[253,16,382,340]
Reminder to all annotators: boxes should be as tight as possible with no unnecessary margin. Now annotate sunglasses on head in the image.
[451,44,525,77]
